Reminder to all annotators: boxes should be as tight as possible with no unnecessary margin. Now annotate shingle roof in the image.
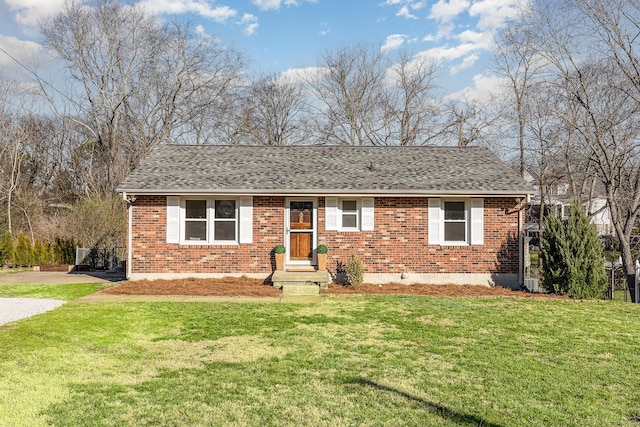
[117,144,533,196]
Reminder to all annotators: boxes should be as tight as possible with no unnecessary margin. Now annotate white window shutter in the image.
[239,197,253,244]
[166,196,180,244]
[361,198,375,231]
[470,198,484,245]
[428,198,441,245]
[325,197,338,230]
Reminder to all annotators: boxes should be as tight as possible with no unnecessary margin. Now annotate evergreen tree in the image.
[541,200,607,299]
[564,200,607,299]
[14,233,33,267]
[0,231,14,267]
[540,210,569,294]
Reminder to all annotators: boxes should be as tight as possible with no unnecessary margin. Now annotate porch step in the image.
[281,284,320,296]
[272,270,332,290]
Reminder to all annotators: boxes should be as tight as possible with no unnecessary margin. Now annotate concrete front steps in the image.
[272,270,332,296]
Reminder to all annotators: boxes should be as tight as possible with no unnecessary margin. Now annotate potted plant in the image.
[316,244,328,271]
[274,245,285,271]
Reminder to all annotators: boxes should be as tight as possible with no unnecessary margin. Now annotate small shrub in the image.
[274,244,286,254]
[317,244,328,254]
[346,252,364,286]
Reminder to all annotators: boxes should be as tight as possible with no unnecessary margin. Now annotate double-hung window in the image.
[341,200,359,230]
[325,197,374,231]
[184,200,208,241]
[428,198,484,246]
[213,200,237,242]
[443,201,467,243]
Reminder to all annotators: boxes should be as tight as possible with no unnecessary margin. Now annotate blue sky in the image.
[0,0,527,100]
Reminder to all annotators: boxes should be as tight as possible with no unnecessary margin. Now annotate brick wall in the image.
[130,195,521,275]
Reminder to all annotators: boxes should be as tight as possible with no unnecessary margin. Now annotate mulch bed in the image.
[101,276,566,299]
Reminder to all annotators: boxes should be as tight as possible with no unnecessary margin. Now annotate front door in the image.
[286,199,316,265]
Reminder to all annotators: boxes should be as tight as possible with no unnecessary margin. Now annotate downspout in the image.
[122,192,133,280]
[518,194,530,288]
[518,206,524,288]
[127,201,132,280]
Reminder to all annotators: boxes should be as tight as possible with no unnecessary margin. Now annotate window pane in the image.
[444,201,465,220]
[215,200,236,219]
[290,201,313,230]
[445,222,466,242]
[342,200,357,211]
[342,213,357,228]
[185,221,206,241]
[186,200,207,219]
[214,221,236,241]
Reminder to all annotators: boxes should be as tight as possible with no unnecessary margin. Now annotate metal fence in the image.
[75,246,125,271]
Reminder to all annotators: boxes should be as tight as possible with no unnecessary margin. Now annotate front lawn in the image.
[0,283,107,300]
[1,296,639,426]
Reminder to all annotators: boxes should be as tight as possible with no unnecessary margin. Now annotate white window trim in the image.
[326,197,374,232]
[212,199,239,245]
[429,197,484,246]
[339,199,360,231]
[442,199,469,246]
[178,197,240,245]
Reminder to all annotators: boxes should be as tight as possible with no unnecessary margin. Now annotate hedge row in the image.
[0,231,76,267]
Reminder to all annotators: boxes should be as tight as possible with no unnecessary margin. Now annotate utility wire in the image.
[0,45,75,104]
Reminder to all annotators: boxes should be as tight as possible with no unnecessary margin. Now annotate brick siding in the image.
[130,195,521,275]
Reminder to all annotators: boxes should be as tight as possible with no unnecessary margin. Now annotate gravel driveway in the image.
[0,271,123,326]
[0,298,65,326]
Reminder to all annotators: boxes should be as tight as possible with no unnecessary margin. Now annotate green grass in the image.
[0,267,33,274]
[0,283,106,300]
[1,296,639,426]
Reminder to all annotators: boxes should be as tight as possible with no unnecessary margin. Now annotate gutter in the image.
[117,188,534,198]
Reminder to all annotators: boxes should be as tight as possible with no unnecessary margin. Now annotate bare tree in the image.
[494,19,547,176]
[521,0,640,300]
[41,0,246,194]
[305,44,389,145]
[236,74,310,146]
[384,52,448,145]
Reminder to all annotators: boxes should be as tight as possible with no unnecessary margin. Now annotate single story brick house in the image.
[117,145,533,287]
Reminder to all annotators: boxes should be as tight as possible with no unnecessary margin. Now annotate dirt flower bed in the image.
[102,276,565,299]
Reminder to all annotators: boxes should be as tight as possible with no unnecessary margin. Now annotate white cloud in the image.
[243,22,259,35]
[436,23,455,39]
[280,66,325,84]
[417,43,477,63]
[450,53,479,73]
[239,13,258,35]
[252,0,281,10]
[381,34,407,52]
[456,29,494,50]
[0,34,47,74]
[139,0,237,23]
[469,0,527,31]
[396,5,417,19]
[319,22,330,36]
[387,1,427,19]
[429,0,470,23]
[5,0,67,26]
[252,0,315,11]
[450,72,505,104]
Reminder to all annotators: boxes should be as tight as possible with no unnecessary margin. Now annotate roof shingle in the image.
[117,145,533,196]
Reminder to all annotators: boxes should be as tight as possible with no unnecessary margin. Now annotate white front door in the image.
[285,198,317,265]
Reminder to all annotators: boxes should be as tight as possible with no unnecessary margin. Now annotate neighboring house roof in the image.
[117,144,534,196]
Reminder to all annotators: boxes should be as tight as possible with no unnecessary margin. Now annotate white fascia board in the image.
[117,188,533,198]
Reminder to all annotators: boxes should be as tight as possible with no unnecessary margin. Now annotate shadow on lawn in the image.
[353,378,503,427]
